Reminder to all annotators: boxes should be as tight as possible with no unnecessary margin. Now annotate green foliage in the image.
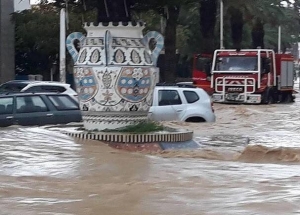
[103,121,165,133]
[177,3,203,57]
[14,0,300,79]
[13,7,60,75]
[13,4,96,76]
[222,0,300,49]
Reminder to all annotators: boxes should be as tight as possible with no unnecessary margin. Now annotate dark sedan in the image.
[0,92,82,127]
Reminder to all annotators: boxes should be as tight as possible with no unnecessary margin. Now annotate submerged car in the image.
[0,80,78,100]
[148,85,216,122]
[0,92,82,127]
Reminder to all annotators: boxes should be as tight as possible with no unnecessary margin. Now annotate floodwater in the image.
[2,92,300,214]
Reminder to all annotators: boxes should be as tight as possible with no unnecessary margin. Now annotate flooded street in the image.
[1,96,300,214]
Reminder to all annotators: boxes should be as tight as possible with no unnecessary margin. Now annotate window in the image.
[158,90,182,106]
[24,86,43,92]
[0,97,14,114]
[41,86,66,93]
[183,91,199,103]
[195,57,211,73]
[215,56,258,71]
[48,95,79,110]
[196,57,206,71]
[0,83,27,93]
[16,96,48,113]
[25,85,66,93]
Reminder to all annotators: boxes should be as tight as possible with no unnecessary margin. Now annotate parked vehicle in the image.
[0,80,78,101]
[148,84,215,123]
[192,49,296,104]
[0,92,82,127]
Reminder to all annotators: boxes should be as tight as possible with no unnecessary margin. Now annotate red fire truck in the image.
[192,49,295,104]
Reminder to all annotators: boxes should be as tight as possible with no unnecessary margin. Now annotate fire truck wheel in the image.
[261,88,274,104]
[281,93,293,103]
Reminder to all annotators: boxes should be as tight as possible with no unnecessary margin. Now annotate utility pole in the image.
[59,8,66,83]
[220,0,224,49]
[278,25,281,54]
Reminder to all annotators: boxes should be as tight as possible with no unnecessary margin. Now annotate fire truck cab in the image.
[194,49,295,104]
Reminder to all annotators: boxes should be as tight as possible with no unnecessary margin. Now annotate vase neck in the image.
[84,22,145,38]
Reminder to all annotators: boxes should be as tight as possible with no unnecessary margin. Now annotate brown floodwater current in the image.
[1,94,300,215]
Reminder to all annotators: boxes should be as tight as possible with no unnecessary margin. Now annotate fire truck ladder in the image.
[215,77,256,102]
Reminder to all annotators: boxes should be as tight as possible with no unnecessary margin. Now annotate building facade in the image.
[0,0,15,83]
[0,0,31,84]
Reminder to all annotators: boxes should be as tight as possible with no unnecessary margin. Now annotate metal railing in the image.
[215,77,256,102]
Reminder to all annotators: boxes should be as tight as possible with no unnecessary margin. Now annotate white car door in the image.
[150,89,184,121]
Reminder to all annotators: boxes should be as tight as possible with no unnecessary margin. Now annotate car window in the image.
[24,86,43,92]
[41,86,66,93]
[0,97,14,114]
[25,85,66,93]
[158,90,182,106]
[0,83,27,93]
[16,96,48,113]
[183,91,199,103]
[48,95,79,110]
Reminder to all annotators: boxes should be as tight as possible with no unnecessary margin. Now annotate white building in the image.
[14,0,31,12]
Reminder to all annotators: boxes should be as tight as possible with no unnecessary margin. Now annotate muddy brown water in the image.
[1,96,300,214]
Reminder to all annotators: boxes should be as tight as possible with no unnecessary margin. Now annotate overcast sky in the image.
[30,0,38,4]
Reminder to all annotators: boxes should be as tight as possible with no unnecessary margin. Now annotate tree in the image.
[53,0,134,22]
[15,0,300,81]
[13,7,60,78]
[228,6,243,49]
[222,0,300,50]
[13,4,88,79]
[52,0,189,83]
[199,0,218,53]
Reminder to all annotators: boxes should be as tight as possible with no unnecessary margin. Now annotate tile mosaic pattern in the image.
[63,129,197,152]
[63,130,193,143]
[66,22,164,131]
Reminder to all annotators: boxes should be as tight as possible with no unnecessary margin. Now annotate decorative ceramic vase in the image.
[66,22,164,131]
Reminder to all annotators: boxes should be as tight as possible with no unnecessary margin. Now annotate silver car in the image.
[149,85,216,122]
[0,80,78,101]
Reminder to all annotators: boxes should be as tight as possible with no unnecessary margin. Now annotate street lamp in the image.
[220,0,224,49]
[59,8,66,83]
[51,61,58,82]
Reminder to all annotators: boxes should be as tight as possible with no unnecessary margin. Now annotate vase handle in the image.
[142,31,164,66]
[66,32,85,62]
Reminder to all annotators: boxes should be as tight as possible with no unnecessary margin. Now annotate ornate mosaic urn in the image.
[66,22,164,131]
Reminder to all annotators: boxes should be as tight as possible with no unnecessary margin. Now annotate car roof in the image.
[3,80,70,86]
[155,86,203,92]
[155,85,208,96]
[0,92,67,98]
[155,82,206,89]
[156,83,197,88]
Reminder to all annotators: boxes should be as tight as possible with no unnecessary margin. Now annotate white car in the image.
[148,85,216,122]
[0,80,78,101]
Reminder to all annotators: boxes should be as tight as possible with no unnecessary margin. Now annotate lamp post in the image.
[51,61,57,81]
[278,25,281,54]
[59,8,66,83]
[220,0,224,49]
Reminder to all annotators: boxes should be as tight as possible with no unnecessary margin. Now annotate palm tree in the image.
[199,0,218,53]
[221,0,299,50]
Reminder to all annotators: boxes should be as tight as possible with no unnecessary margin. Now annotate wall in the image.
[0,0,15,83]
